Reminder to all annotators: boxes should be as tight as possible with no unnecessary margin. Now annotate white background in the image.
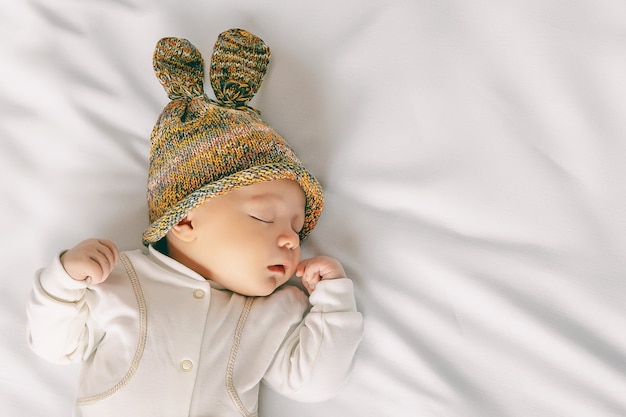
[2,1,626,416]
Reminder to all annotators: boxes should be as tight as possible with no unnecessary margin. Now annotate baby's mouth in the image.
[268,264,286,274]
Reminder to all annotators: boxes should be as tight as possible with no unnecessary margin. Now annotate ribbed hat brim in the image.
[142,162,323,245]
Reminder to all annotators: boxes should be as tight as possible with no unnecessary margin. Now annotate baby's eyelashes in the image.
[250,215,273,223]
[249,212,303,234]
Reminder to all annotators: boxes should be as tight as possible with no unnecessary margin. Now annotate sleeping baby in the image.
[27,28,363,416]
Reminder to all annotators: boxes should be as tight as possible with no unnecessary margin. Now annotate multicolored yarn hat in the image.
[142,28,324,245]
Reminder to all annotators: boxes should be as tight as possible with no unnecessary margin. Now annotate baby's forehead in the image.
[231,180,306,211]
[237,179,304,198]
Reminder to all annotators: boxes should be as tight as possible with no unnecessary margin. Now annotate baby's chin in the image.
[229,278,282,297]
[255,279,284,297]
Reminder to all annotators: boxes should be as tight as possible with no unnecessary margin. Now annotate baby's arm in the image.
[264,256,364,402]
[26,239,118,364]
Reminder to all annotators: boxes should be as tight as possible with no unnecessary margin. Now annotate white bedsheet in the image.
[2,1,626,416]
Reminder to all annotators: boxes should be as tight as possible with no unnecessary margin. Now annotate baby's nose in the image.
[278,229,300,249]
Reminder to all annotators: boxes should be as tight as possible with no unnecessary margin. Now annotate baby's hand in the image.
[296,256,346,294]
[60,239,119,285]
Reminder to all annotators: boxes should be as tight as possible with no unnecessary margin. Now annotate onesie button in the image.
[193,289,205,299]
[180,360,193,372]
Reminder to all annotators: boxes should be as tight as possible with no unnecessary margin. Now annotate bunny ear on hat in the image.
[153,37,205,100]
[210,28,270,109]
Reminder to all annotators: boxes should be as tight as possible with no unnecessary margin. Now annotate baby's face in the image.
[179,179,306,296]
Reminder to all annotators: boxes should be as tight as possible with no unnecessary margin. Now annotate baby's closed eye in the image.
[250,214,273,223]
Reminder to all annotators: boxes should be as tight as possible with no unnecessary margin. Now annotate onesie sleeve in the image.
[26,253,104,364]
[263,278,364,402]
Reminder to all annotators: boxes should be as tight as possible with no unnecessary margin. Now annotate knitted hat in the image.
[142,28,323,246]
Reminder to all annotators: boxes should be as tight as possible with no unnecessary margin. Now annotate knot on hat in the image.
[209,28,270,109]
[153,37,205,100]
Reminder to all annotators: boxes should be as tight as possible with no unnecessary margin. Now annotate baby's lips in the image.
[268,264,286,275]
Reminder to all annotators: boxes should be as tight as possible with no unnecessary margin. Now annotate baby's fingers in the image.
[80,259,108,284]
[295,258,311,278]
[301,276,318,294]
[296,259,323,293]
[86,250,113,284]
[96,239,119,273]
[86,240,119,284]
[62,238,119,284]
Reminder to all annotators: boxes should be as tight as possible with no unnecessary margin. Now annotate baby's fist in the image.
[60,239,119,285]
[296,256,346,294]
